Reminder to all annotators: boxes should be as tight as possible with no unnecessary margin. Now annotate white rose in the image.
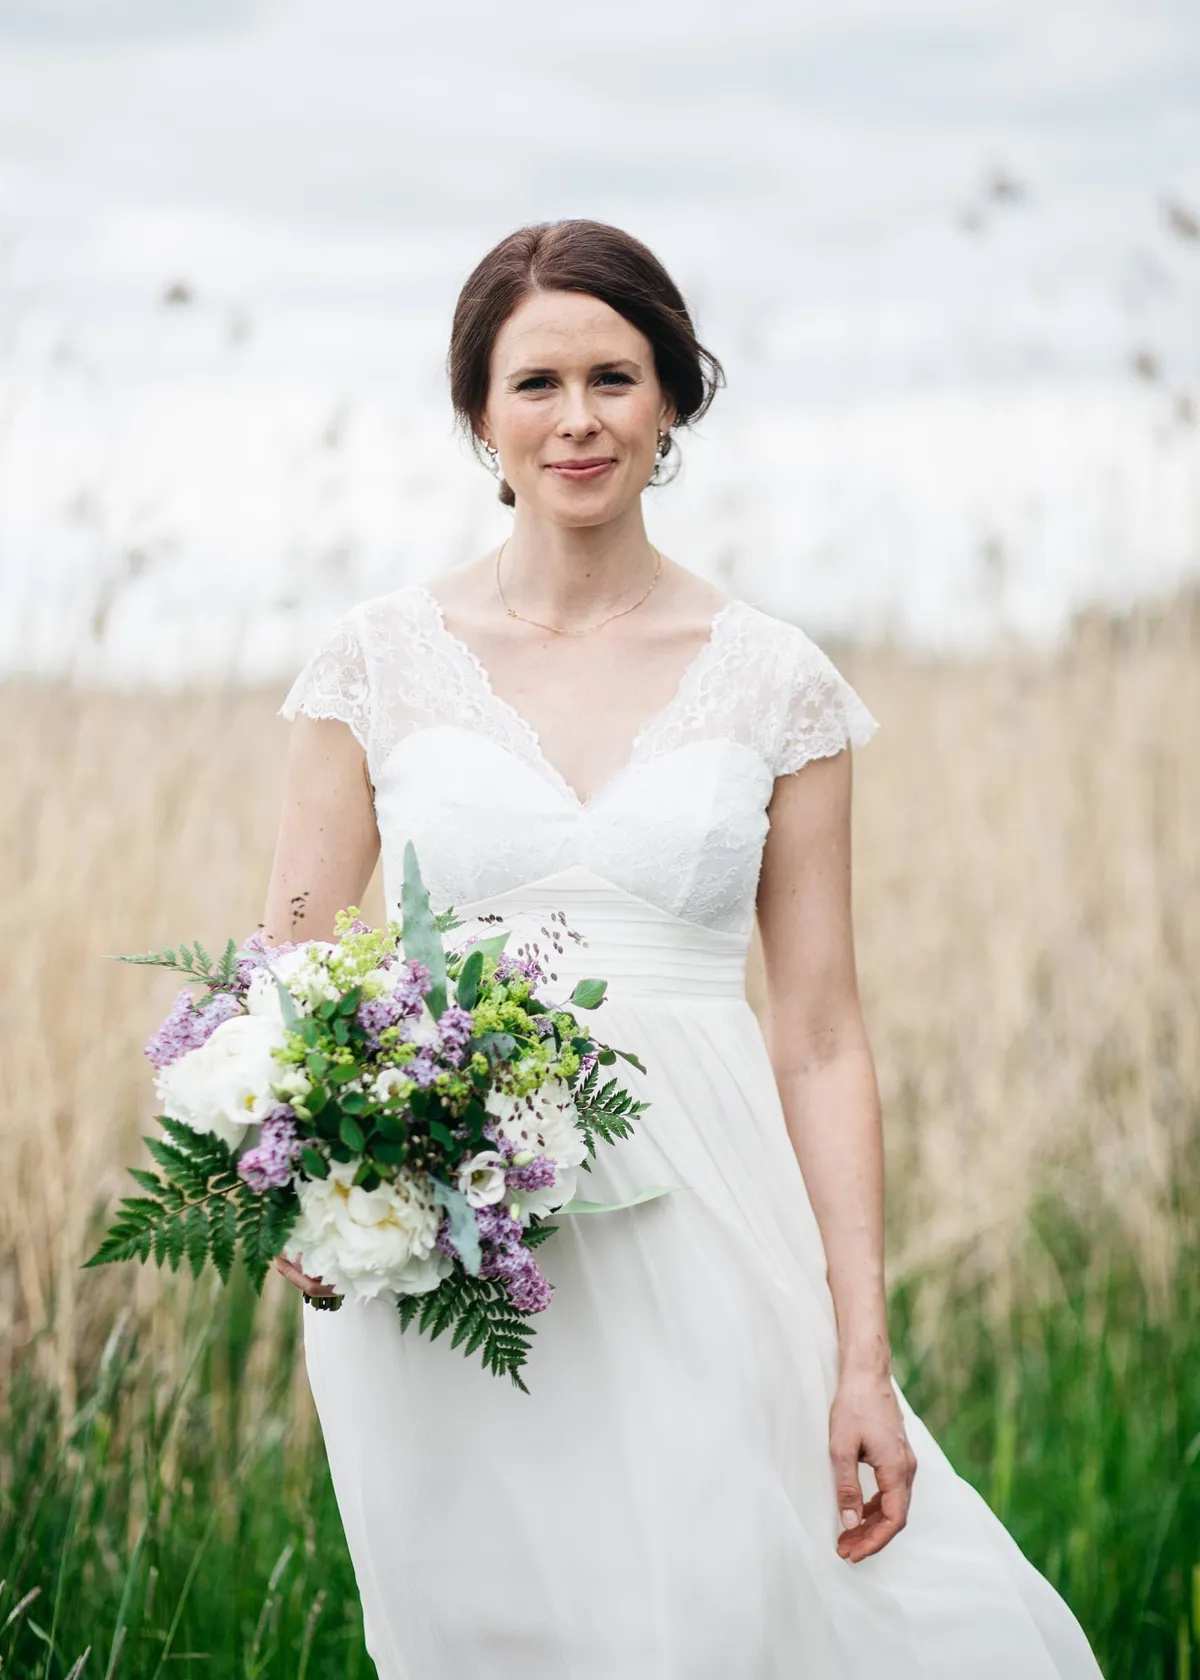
[485,1078,587,1220]
[155,1013,286,1152]
[282,1162,452,1303]
[456,1149,508,1209]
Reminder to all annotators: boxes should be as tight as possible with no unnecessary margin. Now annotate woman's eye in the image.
[597,372,632,386]
[516,376,552,392]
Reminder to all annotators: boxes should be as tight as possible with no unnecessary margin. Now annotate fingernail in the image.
[841,1509,859,1528]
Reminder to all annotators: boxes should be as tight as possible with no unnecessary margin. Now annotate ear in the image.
[659,396,678,433]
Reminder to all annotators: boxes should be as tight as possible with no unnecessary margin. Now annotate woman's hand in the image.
[829,1369,918,1563]
[274,1254,338,1300]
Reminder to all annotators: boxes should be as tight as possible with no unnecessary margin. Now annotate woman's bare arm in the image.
[261,715,381,946]
[756,746,916,1562]
[263,713,380,1294]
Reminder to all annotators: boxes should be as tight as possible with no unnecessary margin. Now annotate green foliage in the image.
[107,936,240,987]
[84,1119,299,1293]
[1,1284,368,1680]
[571,1063,650,1168]
[396,1270,537,1393]
[399,840,448,1018]
[7,1195,1200,1674]
[455,947,485,1011]
[569,978,607,1009]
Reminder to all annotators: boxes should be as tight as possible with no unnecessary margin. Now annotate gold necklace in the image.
[494,539,663,636]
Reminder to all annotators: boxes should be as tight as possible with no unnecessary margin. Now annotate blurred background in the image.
[1,2,1197,1677]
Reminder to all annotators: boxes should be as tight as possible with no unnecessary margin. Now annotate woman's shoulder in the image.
[721,596,881,768]
[724,595,844,679]
[329,580,435,638]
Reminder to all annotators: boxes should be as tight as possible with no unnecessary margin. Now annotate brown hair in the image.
[447,219,725,507]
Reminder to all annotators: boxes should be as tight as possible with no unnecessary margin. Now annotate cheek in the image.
[496,403,551,455]
[611,387,662,443]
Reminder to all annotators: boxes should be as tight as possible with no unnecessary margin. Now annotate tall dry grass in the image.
[2,589,1199,1674]
[2,589,1197,1417]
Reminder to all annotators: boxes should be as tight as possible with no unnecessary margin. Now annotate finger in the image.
[828,1431,864,1534]
[836,1491,881,1558]
[842,1479,911,1562]
[274,1256,335,1297]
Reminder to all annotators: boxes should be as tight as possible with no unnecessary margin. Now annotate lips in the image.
[545,458,615,481]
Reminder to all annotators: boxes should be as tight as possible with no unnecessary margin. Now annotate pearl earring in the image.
[648,428,671,486]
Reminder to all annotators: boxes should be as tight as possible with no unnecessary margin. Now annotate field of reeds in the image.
[2,588,1198,1678]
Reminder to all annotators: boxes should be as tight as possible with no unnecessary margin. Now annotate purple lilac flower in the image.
[407,1047,439,1090]
[475,1203,524,1248]
[436,1200,553,1313]
[505,1154,557,1193]
[237,1108,301,1191]
[234,931,298,993]
[145,988,241,1070]
[355,959,433,1049]
[501,1250,553,1313]
[493,949,547,987]
[472,1203,554,1312]
[437,1003,473,1063]
[356,992,413,1051]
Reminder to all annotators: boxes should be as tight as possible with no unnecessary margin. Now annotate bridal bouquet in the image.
[86,843,658,1390]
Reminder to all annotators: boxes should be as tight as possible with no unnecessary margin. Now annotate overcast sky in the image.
[1,0,1198,678]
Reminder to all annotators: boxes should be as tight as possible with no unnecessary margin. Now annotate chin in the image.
[534,479,637,526]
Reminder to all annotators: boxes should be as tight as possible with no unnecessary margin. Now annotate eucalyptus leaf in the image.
[401,841,448,1018]
[477,1030,518,1064]
[273,977,300,1029]
[463,930,511,965]
[456,948,485,1012]
[431,1180,481,1275]
[570,978,607,1009]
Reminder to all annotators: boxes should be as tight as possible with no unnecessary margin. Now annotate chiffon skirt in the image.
[302,871,1104,1680]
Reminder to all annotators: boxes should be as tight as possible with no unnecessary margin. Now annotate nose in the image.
[556,379,601,441]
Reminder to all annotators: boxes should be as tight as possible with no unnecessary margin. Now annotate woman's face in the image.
[479,289,676,527]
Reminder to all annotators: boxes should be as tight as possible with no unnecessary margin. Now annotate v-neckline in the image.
[412,581,742,812]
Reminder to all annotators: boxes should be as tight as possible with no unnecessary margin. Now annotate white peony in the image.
[155,1013,287,1152]
[456,1149,508,1209]
[282,1162,452,1303]
[485,1077,587,1220]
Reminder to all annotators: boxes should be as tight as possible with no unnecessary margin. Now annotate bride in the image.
[264,218,1104,1678]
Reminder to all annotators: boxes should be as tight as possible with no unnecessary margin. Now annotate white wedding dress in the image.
[280,581,1104,1680]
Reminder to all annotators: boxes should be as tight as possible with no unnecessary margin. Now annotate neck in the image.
[500,504,661,624]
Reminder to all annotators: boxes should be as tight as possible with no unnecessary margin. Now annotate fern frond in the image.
[396,1271,537,1391]
[572,1066,650,1159]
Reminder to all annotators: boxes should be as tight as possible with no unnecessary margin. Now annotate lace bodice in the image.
[279,583,879,939]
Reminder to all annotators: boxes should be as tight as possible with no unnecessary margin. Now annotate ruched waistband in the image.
[446,868,749,1002]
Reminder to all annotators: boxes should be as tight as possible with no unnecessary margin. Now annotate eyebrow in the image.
[505,358,642,382]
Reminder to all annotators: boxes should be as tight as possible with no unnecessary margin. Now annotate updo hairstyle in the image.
[447,218,724,507]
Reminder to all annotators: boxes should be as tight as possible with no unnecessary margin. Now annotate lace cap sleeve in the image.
[278,607,372,753]
[773,625,880,777]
